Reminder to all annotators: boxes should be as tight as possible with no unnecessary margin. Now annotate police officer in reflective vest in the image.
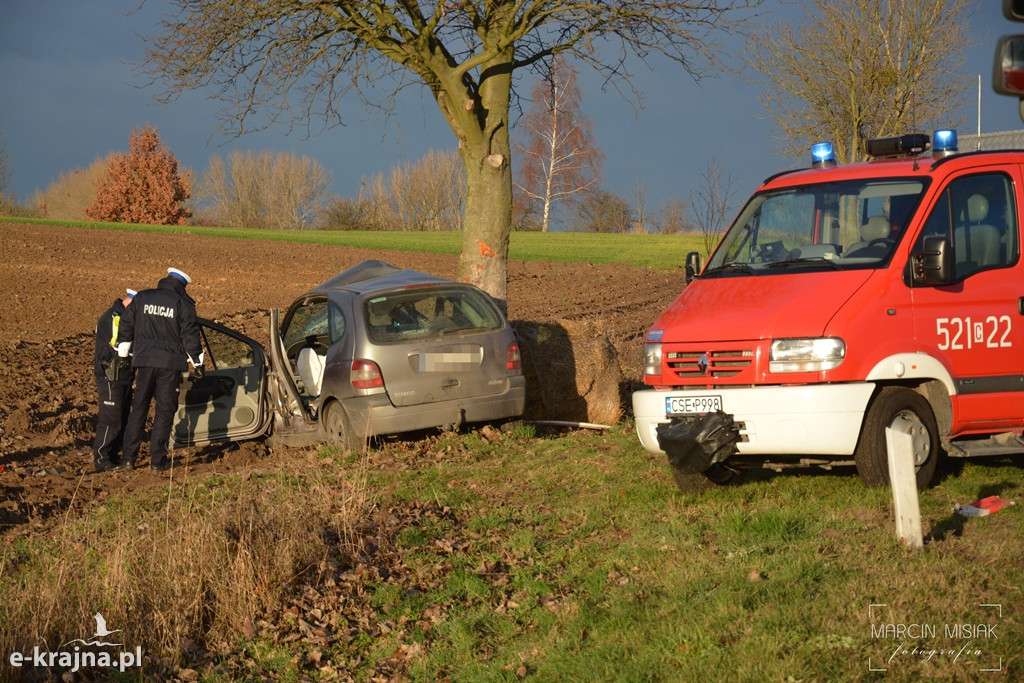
[92,288,136,472]
[116,267,203,472]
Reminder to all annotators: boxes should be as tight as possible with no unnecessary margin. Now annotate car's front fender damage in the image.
[656,410,741,474]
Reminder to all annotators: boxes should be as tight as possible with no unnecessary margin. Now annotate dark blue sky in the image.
[2,1,1022,215]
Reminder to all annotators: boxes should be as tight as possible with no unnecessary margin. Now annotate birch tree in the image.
[514,58,602,232]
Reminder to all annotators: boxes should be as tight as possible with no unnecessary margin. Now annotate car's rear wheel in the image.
[854,387,939,489]
[321,400,357,453]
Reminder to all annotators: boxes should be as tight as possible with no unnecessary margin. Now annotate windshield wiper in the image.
[701,262,757,276]
[438,325,478,336]
[763,257,841,270]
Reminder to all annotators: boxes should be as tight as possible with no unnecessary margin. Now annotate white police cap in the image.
[167,267,193,285]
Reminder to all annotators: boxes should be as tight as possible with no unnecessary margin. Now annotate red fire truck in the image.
[632,130,1024,491]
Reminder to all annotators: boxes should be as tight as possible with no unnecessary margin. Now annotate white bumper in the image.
[632,383,876,456]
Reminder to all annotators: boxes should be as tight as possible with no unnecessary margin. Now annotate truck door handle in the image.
[1019,297,1024,315]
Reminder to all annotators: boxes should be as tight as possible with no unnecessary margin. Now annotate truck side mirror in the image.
[993,34,1024,122]
[993,35,1024,95]
[1005,0,1024,21]
[911,235,952,286]
[685,251,701,284]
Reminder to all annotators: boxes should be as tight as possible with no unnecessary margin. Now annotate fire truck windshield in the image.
[704,178,927,275]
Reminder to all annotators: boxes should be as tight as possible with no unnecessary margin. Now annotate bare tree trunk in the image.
[542,172,553,233]
[541,104,558,233]
[444,44,514,305]
[458,143,512,309]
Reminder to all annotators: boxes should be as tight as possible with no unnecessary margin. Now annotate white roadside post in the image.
[886,415,924,548]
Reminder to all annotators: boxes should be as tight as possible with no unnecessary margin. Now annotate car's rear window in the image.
[364,286,503,343]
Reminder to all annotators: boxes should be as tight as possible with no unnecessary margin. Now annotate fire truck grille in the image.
[666,349,753,379]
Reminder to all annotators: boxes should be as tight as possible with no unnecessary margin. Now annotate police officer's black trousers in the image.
[122,366,181,466]
[93,378,132,466]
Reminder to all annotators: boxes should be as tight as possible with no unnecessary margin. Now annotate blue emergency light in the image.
[932,129,958,156]
[810,142,837,168]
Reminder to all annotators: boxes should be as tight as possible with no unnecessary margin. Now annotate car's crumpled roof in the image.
[309,259,450,296]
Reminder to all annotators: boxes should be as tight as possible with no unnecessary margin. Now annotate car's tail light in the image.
[506,342,522,373]
[351,359,384,389]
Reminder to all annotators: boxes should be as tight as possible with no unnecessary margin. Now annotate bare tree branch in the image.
[137,0,760,299]
[748,0,974,164]
[689,156,735,257]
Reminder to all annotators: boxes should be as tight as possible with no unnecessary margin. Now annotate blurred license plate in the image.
[665,395,722,415]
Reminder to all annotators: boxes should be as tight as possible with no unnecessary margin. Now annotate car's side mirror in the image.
[911,235,952,286]
[685,251,701,284]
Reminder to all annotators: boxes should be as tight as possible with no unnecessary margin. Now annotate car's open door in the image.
[265,308,322,446]
[172,318,273,447]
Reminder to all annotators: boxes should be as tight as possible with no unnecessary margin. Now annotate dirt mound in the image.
[0,221,685,537]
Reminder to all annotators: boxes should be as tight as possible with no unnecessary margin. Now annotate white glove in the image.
[188,352,205,367]
[116,341,131,358]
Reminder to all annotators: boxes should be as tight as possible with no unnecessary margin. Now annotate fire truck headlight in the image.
[643,343,663,377]
[769,337,845,373]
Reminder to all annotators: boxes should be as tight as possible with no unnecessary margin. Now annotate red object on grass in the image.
[956,495,1016,517]
[971,496,1015,514]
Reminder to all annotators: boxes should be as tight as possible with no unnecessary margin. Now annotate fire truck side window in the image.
[914,173,1017,280]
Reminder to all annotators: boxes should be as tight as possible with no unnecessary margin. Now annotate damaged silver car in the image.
[170,260,526,450]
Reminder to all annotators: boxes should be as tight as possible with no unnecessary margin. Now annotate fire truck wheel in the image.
[670,463,745,493]
[855,387,939,489]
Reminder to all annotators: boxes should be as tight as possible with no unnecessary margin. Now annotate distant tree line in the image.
[0,66,723,234]
[14,123,712,234]
[1,0,969,244]
[200,150,330,230]
[322,150,465,232]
